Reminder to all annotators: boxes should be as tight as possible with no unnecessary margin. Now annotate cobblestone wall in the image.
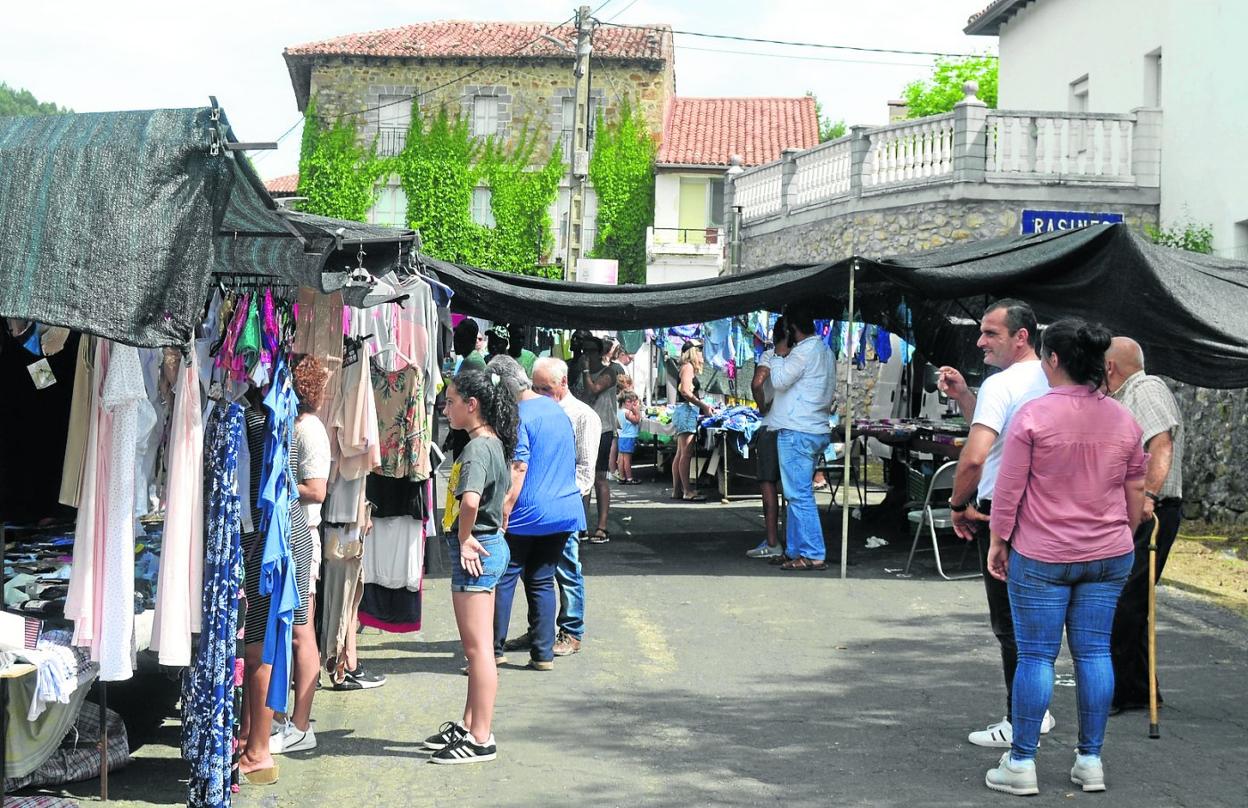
[739,198,1158,269]
[1168,381,1248,525]
[307,57,671,162]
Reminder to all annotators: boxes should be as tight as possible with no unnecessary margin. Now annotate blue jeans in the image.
[1007,548,1133,761]
[777,429,830,561]
[492,533,568,662]
[445,533,510,593]
[555,533,584,639]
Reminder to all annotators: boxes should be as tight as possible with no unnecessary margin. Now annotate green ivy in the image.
[297,100,385,222]
[297,101,562,276]
[1148,217,1214,254]
[588,97,656,285]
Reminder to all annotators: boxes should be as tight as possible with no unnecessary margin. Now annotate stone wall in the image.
[307,56,671,164]
[1168,381,1248,525]
[739,197,1159,269]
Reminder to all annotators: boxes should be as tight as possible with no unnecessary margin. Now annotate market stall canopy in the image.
[426,224,1248,388]
[0,105,415,348]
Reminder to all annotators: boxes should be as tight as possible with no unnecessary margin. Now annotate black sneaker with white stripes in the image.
[428,732,497,765]
[422,721,466,751]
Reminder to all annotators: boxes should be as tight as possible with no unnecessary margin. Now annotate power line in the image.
[680,44,935,69]
[604,0,640,23]
[252,116,305,163]
[596,20,996,60]
[327,14,578,121]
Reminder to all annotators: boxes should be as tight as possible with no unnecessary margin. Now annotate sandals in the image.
[780,557,829,571]
[682,493,708,502]
[588,529,610,544]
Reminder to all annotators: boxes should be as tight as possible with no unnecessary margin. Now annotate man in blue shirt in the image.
[764,305,836,571]
[488,357,584,670]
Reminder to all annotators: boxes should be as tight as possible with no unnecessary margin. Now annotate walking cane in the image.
[1147,513,1161,739]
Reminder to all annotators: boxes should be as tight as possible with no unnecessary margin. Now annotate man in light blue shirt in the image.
[764,306,836,570]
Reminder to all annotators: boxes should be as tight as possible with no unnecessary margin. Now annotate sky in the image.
[1,0,995,180]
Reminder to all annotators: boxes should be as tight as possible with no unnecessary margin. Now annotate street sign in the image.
[1021,209,1124,234]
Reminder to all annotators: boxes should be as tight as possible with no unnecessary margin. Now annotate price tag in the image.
[27,358,57,389]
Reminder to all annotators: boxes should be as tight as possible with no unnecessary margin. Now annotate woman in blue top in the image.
[424,369,517,765]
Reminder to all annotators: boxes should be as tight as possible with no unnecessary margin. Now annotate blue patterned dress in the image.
[183,402,244,808]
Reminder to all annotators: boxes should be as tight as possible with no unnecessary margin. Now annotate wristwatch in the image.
[1144,490,1161,503]
[951,501,971,513]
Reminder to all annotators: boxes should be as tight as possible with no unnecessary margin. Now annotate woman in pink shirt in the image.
[983,319,1146,798]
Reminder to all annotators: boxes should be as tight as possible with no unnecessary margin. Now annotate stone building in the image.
[282,20,675,251]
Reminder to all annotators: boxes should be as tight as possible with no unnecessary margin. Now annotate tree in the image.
[588,97,656,285]
[805,91,846,142]
[0,82,70,117]
[901,56,998,118]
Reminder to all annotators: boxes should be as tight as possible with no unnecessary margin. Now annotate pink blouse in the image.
[989,385,1147,563]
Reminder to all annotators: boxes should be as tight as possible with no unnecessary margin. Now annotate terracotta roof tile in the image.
[264,173,299,195]
[656,97,820,168]
[285,20,672,62]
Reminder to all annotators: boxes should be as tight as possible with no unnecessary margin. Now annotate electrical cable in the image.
[596,20,995,60]
[604,0,640,23]
[679,44,934,68]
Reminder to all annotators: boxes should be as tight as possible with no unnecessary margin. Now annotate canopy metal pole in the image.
[840,258,858,580]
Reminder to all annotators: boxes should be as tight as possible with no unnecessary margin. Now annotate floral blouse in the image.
[370,363,431,481]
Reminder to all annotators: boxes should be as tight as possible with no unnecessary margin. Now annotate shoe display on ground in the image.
[968,712,1056,748]
[526,658,553,671]
[746,540,784,559]
[428,732,497,765]
[984,752,1039,796]
[503,632,533,652]
[1070,754,1106,792]
[422,721,466,751]
[552,631,581,656]
[270,722,317,755]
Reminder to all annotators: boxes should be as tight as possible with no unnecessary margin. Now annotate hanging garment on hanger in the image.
[150,350,204,667]
[58,335,95,508]
[292,289,345,425]
[371,363,430,481]
[182,401,243,808]
[332,340,382,483]
[95,344,150,680]
[258,355,300,713]
[65,341,109,651]
[320,520,365,684]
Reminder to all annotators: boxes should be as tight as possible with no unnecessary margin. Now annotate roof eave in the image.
[964,0,1030,35]
[655,161,735,171]
[283,52,313,113]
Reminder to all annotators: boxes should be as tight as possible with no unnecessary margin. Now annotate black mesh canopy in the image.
[0,105,415,348]
[426,225,1248,388]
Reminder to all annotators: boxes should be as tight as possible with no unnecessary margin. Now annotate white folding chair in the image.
[902,460,981,580]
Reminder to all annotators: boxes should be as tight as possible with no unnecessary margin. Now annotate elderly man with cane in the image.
[1104,337,1185,718]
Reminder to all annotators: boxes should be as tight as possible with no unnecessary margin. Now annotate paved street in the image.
[54,480,1248,807]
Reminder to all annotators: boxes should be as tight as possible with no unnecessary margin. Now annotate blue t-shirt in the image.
[617,407,640,439]
[507,396,586,536]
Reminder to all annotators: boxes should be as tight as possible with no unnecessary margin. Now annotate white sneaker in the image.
[968,712,1056,748]
[270,722,317,755]
[1070,754,1106,792]
[985,752,1039,796]
[746,540,784,559]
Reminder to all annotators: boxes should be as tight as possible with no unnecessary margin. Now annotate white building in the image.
[966,0,1248,259]
[648,97,819,284]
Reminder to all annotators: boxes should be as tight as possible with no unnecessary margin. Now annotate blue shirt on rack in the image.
[259,354,299,713]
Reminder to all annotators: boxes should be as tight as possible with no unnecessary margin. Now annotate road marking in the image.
[618,607,678,675]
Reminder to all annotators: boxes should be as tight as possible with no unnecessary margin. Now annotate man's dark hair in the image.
[771,315,787,345]
[782,304,816,337]
[984,298,1038,349]
[452,318,480,356]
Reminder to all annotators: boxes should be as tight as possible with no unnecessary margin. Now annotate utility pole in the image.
[565,5,593,281]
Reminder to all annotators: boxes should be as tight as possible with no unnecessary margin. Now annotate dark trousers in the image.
[976,523,1019,721]
[1110,501,1182,707]
[493,533,566,663]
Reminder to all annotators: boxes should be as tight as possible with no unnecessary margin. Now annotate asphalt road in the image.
[41,480,1248,807]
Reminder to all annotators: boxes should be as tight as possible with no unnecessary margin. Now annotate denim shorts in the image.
[445,532,510,593]
[618,436,637,454]
[672,402,699,435]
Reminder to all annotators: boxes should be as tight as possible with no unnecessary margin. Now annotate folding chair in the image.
[902,460,981,580]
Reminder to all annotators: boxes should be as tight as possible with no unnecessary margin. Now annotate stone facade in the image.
[305,57,672,164]
[1168,381,1248,525]
[739,197,1159,269]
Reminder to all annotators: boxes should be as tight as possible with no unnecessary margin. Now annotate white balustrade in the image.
[864,113,954,188]
[792,136,853,208]
[733,161,784,220]
[988,112,1136,182]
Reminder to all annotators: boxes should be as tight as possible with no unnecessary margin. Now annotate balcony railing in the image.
[728,86,1161,223]
[377,128,407,157]
[650,227,723,246]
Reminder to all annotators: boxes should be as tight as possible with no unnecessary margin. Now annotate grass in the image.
[1166,522,1248,618]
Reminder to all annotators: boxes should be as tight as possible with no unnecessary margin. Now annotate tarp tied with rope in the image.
[0,105,415,348]
[426,225,1248,389]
